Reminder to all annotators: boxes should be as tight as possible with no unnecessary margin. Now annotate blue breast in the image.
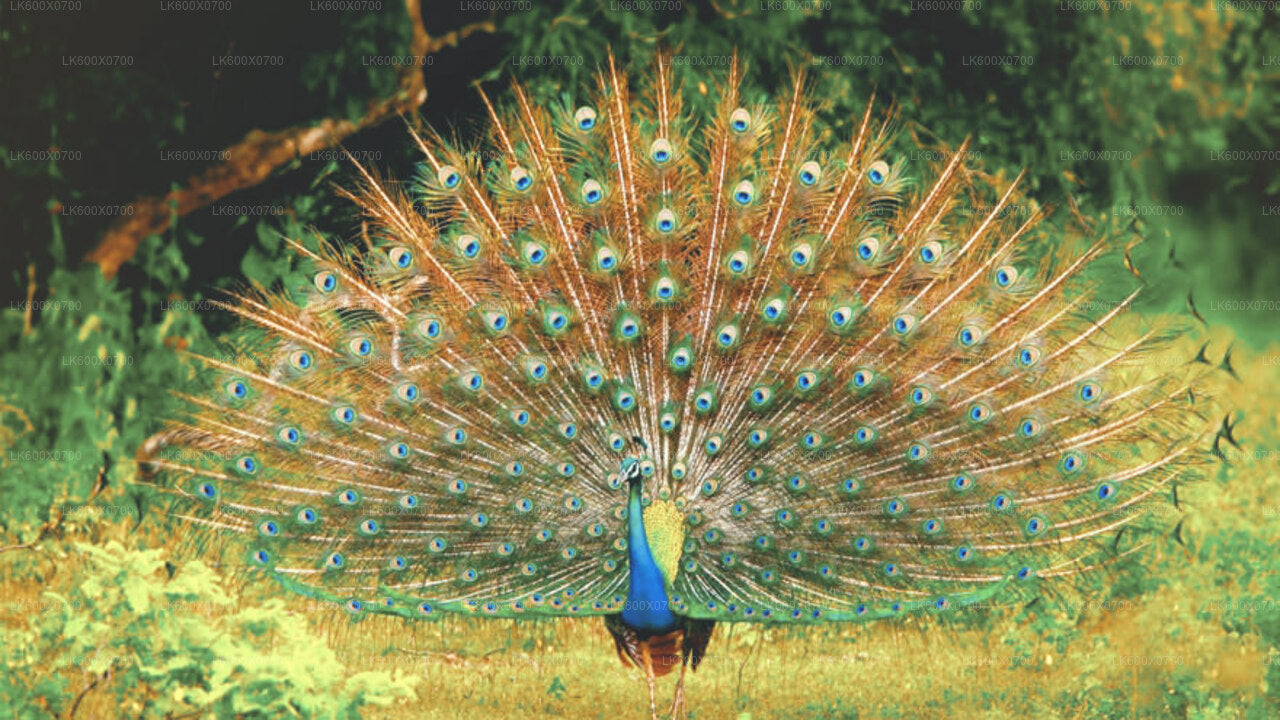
[620,481,679,633]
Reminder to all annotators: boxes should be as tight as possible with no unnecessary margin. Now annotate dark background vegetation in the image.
[0,1,1277,717]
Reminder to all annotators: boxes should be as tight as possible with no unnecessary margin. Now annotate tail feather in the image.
[141,52,1216,625]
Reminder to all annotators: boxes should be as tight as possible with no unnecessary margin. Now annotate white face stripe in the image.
[621,458,642,482]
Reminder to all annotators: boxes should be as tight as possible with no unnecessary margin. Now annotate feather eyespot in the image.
[855,236,880,262]
[705,435,723,455]
[908,385,933,407]
[733,180,755,206]
[1018,418,1043,438]
[1060,451,1085,473]
[654,208,677,234]
[867,160,889,186]
[292,347,328,376]
[854,425,876,444]
[650,138,673,164]
[573,106,597,131]
[387,247,413,269]
[417,317,443,339]
[455,234,480,258]
[595,246,618,272]
[581,179,604,206]
[313,270,338,293]
[994,265,1018,288]
[395,382,420,403]
[795,370,818,391]
[331,405,356,424]
[437,164,461,189]
[967,402,992,424]
[716,324,740,349]
[510,166,532,191]
[522,240,548,266]
[729,108,750,133]
[918,241,941,265]
[653,276,677,302]
[798,160,821,186]
[851,368,875,389]
[789,242,813,268]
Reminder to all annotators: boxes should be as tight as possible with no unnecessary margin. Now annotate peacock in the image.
[140,52,1215,718]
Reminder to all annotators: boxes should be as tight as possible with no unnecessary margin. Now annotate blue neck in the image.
[620,479,679,633]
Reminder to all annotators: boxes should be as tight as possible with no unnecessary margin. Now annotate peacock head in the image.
[620,457,643,487]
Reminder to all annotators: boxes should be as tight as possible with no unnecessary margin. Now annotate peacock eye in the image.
[573,106,597,131]
[762,298,784,321]
[388,247,413,269]
[581,179,604,206]
[729,108,751,133]
[855,236,880,262]
[522,241,548,266]
[891,314,917,336]
[288,350,313,371]
[596,246,618,272]
[798,160,821,186]
[313,270,338,293]
[867,160,889,186]
[733,180,755,206]
[650,138,673,164]
[830,305,853,327]
[655,272,675,298]
[727,250,750,274]
[418,317,443,339]
[919,241,941,265]
[790,243,813,268]
[456,234,481,258]
[510,166,532,191]
[437,164,461,189]
[655,208,677,233]
[716,324,739,348]
[1017,345,1042,367]
[994,265,1018,288]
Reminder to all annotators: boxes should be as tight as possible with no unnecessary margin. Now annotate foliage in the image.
[0,541,419,718]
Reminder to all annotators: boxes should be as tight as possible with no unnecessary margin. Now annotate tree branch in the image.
[83,0,494,278]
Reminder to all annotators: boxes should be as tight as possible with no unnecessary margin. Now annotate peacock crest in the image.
[142,51,1215,717]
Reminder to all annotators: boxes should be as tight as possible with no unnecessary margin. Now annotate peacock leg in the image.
[667,657,689,720]
[640,642,659,720]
